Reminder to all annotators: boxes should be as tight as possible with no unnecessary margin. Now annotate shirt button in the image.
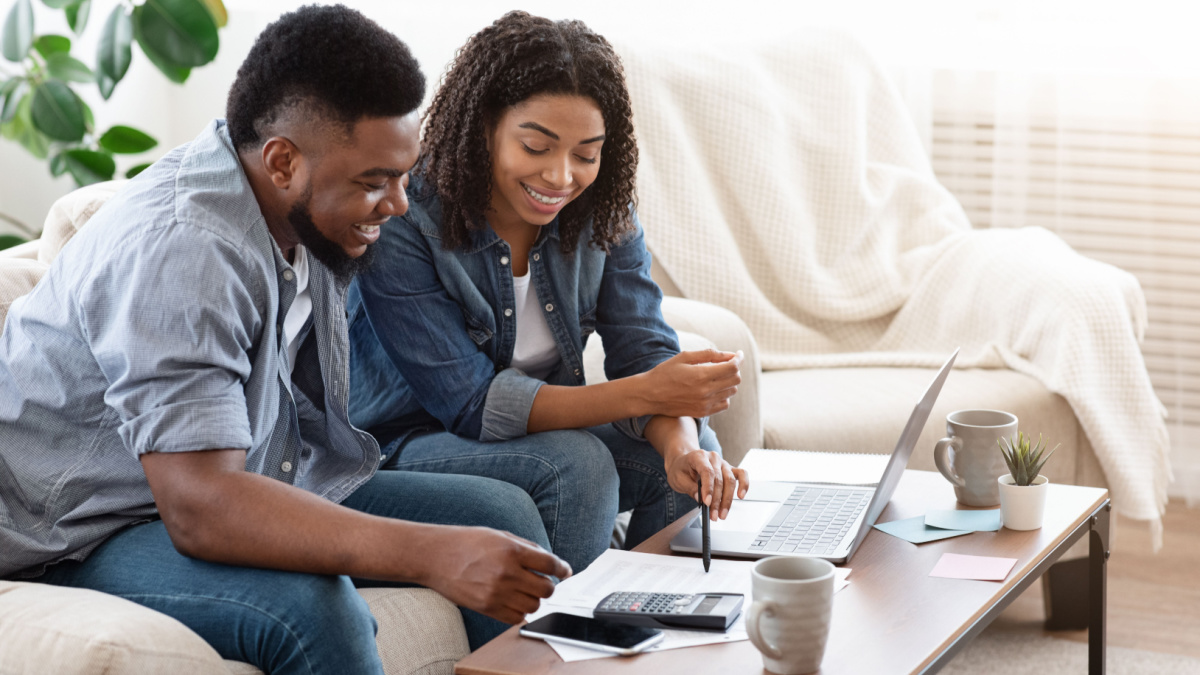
[504,308,513,317]
[532,253,540,262]
[545,303,554,312]
[574,368,581,376]
[283,270,295,282]
[281,461,293,472]
[500,256,509,265]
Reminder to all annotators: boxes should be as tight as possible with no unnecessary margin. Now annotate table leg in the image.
[1089,503,1110,675]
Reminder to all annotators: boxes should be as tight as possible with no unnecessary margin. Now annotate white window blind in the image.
[926,70,1200,498]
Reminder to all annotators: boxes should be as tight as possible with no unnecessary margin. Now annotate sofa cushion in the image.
[0,257,48,327]
[0,581,469,675]
[0,581,230,674]
[358,587,470,675]
[761,367,1101,489]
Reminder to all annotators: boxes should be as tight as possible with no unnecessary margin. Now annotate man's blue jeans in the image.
[387,423,721,574]
[37,470,551,674]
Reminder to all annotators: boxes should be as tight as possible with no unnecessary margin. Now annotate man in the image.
[0,6,569,672]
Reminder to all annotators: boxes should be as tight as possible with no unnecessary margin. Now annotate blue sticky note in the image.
[924,509,1002,532]
[874,516,972,544]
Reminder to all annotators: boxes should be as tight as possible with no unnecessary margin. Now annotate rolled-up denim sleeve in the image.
[82,228,262,457]
[598,212,710,442]
[480,367,545,441]
[355,214,542,441]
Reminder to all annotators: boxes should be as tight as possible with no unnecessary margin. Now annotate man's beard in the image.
[286,193,377,284]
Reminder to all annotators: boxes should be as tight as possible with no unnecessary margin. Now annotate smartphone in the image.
[519,612,665,656]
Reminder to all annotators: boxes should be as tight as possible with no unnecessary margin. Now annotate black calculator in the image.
[593,592,744,631]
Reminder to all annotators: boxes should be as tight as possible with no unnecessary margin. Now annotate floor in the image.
[993,498,1200,659]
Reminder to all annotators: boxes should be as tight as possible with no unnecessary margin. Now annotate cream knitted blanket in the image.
[617,31,1170,537]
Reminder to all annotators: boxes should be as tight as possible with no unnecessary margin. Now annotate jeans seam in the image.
[396,452,563,552]
[120,593,324,674]
[612,457,677,523]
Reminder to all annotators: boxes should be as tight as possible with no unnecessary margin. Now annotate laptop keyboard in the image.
[748,486,870,556]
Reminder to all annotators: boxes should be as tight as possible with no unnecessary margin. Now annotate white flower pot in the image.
[997,474,1048,530]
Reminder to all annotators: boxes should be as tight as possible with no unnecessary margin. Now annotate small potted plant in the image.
[996,432,1058,530]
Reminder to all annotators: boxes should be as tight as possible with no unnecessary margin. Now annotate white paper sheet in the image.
[738,448,889,486]
[525,549,851,663]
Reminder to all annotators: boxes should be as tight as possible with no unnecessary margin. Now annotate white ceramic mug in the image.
[746,556,834,675]
[934,409,1018,507]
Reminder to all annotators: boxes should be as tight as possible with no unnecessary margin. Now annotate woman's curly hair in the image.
[420,11,638,254]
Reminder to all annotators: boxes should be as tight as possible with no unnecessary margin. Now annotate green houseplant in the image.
[0,0,226,246]
[996,432,1058,530]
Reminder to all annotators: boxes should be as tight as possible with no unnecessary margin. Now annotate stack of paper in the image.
[526,549,851,662]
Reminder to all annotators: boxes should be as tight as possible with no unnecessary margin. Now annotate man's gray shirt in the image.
[0,120,380,579]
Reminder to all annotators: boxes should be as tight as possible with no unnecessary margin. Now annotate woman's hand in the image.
[646,414,749,521]
[664,447,749,520]
[638,349,742,418]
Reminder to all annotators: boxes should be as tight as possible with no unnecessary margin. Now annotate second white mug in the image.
[746,556,834,675]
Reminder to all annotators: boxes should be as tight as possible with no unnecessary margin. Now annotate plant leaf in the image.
[96,6,132,98]
[65,0,90,34]
[199,0,226,28]
[33,34,70,58]
[58,148,115,186]
[125,161,151,179]
[48,149,68,176]
[2,0,34,63]
[133,0,218,69]
[1,93,50,158]
[44,52,94,83]
[0,234,28,251]
[99,125,157,154]
[0,77,22,123]
[30,80,85,141]
[134,24,191,83]
[40,0,76,9]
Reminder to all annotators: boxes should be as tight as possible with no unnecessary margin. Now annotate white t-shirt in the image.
[510,271,560,380]
[281,245,312,380]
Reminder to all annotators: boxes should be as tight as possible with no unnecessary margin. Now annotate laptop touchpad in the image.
[704,500,781,533]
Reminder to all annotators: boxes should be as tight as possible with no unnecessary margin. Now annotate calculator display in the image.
[695,596,721,614]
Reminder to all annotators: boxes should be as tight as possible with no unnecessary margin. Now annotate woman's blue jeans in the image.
[37,470,551,674]
[387,422,721,574]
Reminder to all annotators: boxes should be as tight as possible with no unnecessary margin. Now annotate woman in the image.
[348,11,748,574]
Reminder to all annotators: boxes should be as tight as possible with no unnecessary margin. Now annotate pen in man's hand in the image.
[699,477,710,573]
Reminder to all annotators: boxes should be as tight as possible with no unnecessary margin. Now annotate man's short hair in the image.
[226,4,425,151]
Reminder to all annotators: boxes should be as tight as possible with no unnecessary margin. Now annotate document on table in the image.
[526,549,851,663]
[738,448,889,486]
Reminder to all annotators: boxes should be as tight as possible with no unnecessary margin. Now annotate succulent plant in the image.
[998,432,1058,487]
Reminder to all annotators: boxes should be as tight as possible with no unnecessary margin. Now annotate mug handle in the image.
[934,437,966,488]
[746,600,783,660]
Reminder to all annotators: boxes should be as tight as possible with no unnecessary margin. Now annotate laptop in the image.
[670,349,958,565]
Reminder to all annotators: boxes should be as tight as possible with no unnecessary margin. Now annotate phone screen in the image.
[521,613,662,650]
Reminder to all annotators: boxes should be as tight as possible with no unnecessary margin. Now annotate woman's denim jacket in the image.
[348,173,691,445]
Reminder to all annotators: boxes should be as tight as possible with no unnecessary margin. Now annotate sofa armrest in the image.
[660,297,763,466]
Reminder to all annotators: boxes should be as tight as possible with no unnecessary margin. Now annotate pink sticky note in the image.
[929,553,1017,581]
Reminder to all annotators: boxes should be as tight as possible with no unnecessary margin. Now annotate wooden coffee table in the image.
[456,470,1110,675]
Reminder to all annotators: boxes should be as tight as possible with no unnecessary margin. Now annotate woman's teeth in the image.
[523,184,565,205]
[354,223,380,233]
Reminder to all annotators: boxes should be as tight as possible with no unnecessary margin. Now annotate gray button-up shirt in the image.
[0,120,379,579]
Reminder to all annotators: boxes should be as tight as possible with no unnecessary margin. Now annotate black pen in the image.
[699,477,710,573]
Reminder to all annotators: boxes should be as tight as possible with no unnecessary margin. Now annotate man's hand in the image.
[639,349,742,418]
[665,448,749,520]
[419,528,571,625]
